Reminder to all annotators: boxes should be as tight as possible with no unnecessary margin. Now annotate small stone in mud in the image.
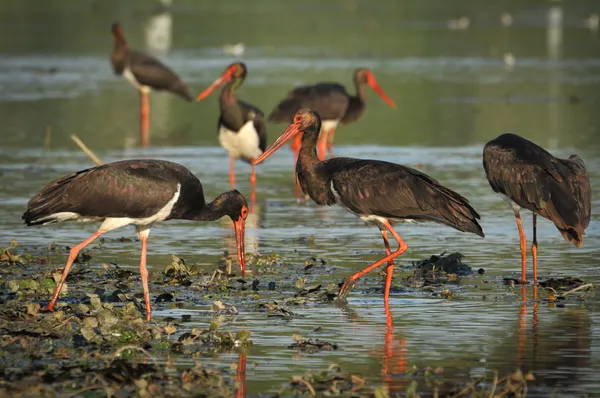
[252,279,260,291]
[181,314,192,322]
[478,268,485,275]
[415,252,472,275]
[155,293,174,303]
[268,281,276,290]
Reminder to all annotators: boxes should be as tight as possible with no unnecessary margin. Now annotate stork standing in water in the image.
[196,62,267,203]
[268,69,396,161]
[254,109,484,305]
[22,160,248,321]
[483,133,591,283]
[110,23,193,147]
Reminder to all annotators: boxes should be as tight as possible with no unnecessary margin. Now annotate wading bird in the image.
[111,22,193,147]
[196,62,267,202]
[253,109,483,305]
[22,159,248,321]
[483,133,591,283]
[268,69,396,161]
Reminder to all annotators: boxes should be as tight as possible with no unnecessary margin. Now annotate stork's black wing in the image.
[22,160,190,225]
[483,133,591,246]
[128,51,193,101]
[268,83,350,123]
[324,158,484,236]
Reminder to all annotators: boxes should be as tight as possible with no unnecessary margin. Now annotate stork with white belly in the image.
[196,62,267,202]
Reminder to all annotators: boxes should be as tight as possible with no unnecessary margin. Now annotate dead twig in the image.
[71,134,103,166]
[560,283,594,297]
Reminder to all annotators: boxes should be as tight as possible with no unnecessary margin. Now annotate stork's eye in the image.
[241,205,249,218]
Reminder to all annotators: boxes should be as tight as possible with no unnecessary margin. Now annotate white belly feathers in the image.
[218,121,262,161]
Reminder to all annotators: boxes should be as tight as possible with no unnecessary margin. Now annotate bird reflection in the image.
[517,286,538,367]
[511,285,591,393]
[337,301,407,393]
[382,302,408,392]
[236,352,247,398]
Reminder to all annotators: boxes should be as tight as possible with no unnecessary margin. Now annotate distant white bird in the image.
[223,43,246,57]
[584,13,599,31]
[447,17,470,30]
[501,12,513,27]
[503,52,516,68]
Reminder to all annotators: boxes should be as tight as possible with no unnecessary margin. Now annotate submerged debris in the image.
[0,296,242,397]
[288,334,338,352]
[540,277,595,302]
[171,322,252,354]
[278,364,535,397]
[414,252,472,276]
[257,300,296,318]
[540,277,586,292]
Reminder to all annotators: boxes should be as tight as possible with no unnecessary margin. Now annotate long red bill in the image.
[366,72,396,108]
[252,123,302,165]
[196,70,233,101]
[233,217,246,277]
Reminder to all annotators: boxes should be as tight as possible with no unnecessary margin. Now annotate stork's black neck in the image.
[187,197,232,222]
[220,84,247,131]
[296,122,335,206]
[354,76,368,105]
[298,123,320,162]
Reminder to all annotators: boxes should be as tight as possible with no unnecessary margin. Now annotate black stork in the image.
[268,69,396,161]
[483,133,591,283]
[253,109,484,305]
[110,22,194,147]
[196,62,267,203]
[22,159,248,321]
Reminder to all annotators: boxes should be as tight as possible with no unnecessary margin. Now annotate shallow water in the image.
[1,0,600,396]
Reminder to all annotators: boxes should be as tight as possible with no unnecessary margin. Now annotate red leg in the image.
[381,230,395,304]
[140,90,150,148]
[139,235,152,321]
[229,157,236,189]
[326,127,336,158]
[339,220,408,305]
[532,213,538,282]
[514,210,527,283]
[250,163,257,204]
[235,353,247,398]
[45,230,106,311]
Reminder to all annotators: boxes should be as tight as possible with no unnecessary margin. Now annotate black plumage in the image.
[23,159,249,321]
[268,69,396,160]
[110,23,193,101]
[483,133,591,281]
[325,158,484,237]
[254,109,483,307]
[196,62,267,200]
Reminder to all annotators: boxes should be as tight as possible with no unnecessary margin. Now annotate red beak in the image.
[196,67,234,101]
[253,123,302,165]
[366,72,396,108]
[233,216,246,277]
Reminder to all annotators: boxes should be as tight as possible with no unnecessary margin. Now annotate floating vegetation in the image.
[540,277,595,302]
[171,321,252,355]
[277,364,535,397]
[288,334,339,352]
